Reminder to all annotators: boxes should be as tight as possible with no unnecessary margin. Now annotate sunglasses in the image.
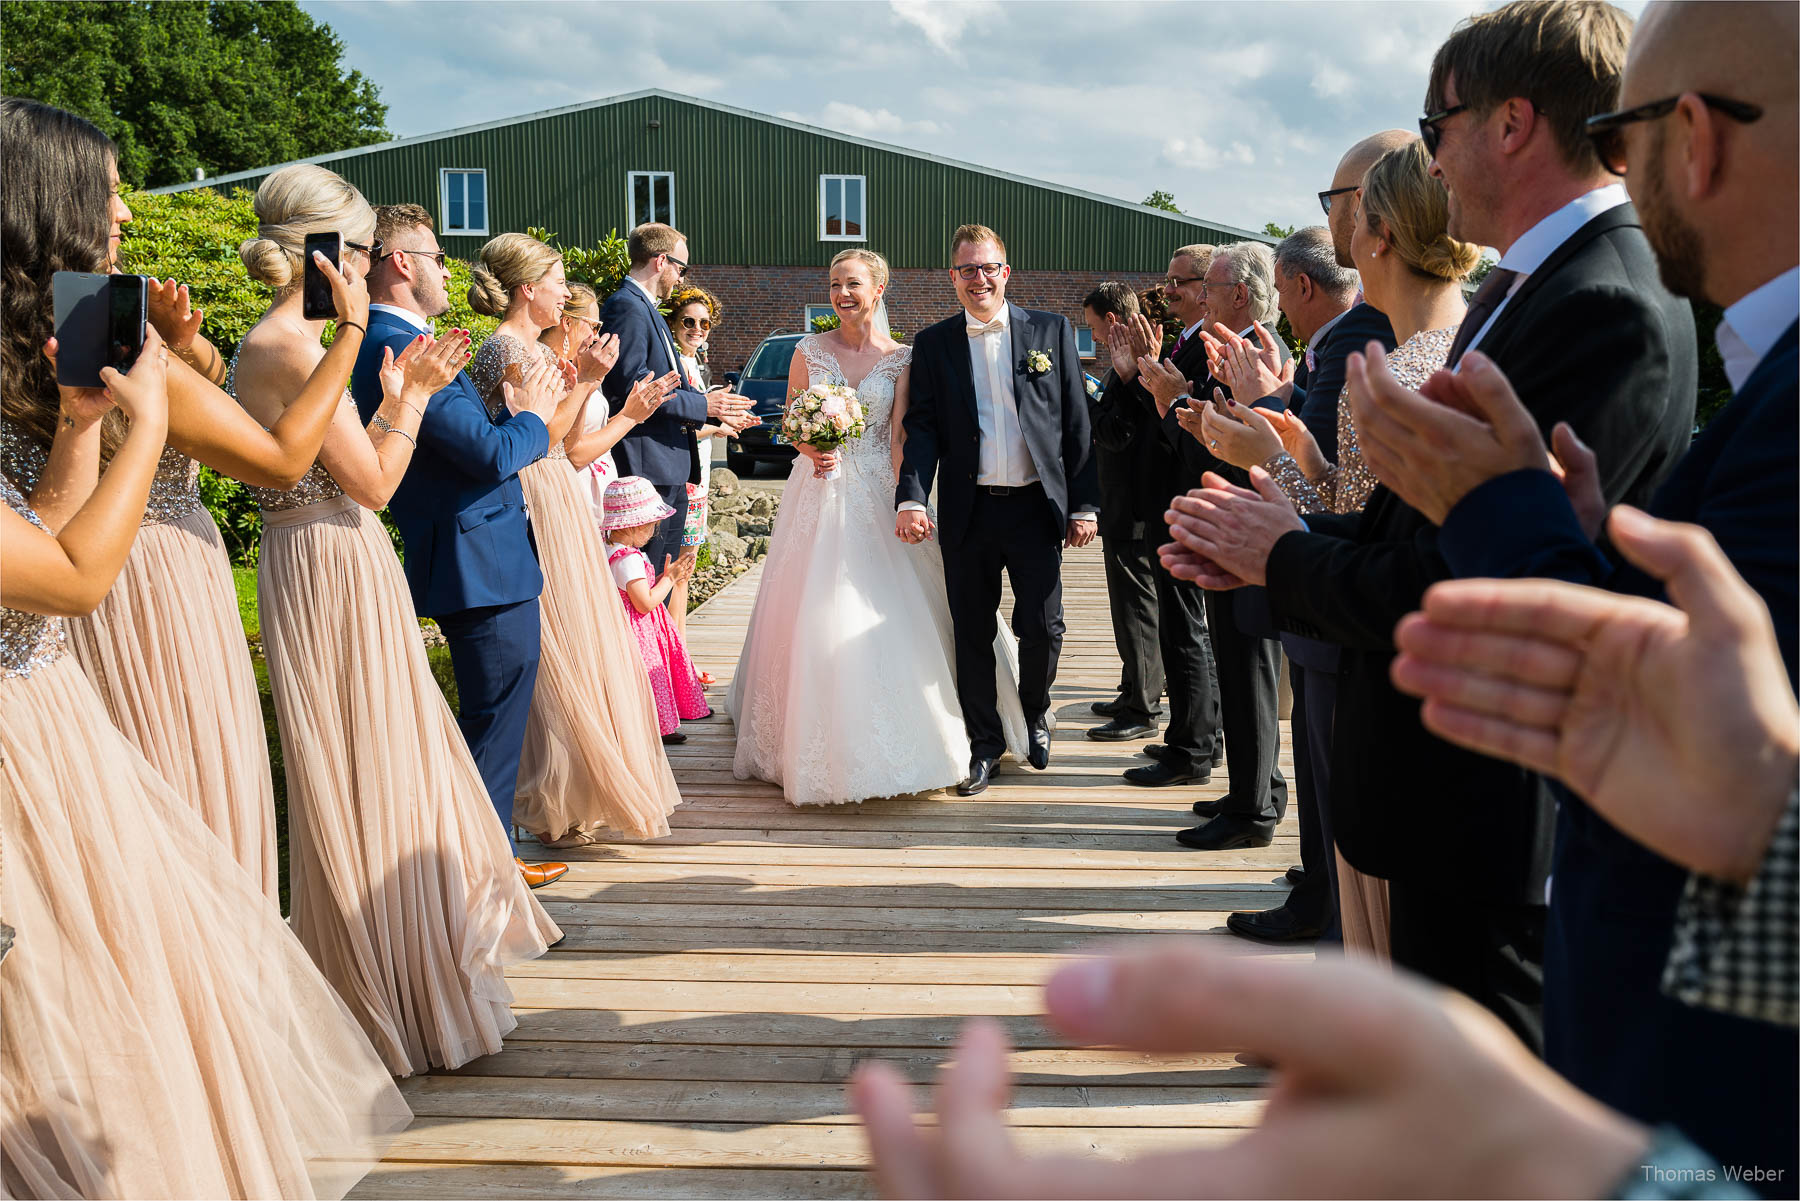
[1418,102,1468,157]
[1318,185,1357,215]
[665,254,690,277]
[344,238,383,258]
[680,315,711,330]
[953,262,1005,281]
[381,246,448,267]
[1585,92,1764,173]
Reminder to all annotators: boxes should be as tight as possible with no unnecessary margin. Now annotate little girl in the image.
[602,477,710,745]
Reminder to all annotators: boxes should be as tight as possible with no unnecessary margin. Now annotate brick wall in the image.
[685,265,1166,377]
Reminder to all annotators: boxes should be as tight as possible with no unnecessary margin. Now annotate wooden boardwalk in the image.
[353,545,1304,1199]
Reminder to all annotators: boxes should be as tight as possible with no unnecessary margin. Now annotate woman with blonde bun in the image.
[1200,136,1473,959]
[466,232,684,846]
[0,104,358,903]
[540,283,623,524]
[229,165,560,1076]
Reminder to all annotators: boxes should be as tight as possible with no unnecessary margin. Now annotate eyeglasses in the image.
[953,262,1006,281]
[1202,278,1241,292]
[381,246,448,267]
[344,239,383,258]
[1318,185,1357,215]
[665,254,690,277]
[680,316,711,330]
[1163,274,1205,289]
[1585,92,1764,173]
[1418,102,1468,156]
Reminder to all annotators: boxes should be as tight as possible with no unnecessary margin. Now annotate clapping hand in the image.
[1195,393,1285,468]
[708,387,753,421]
[1136,356,1191,418]
[1105,322,1140,382]
[662,552,696,586]
[577,331,621,382]
[146,277,205,352]
[380,330,472,406]
[1160,469,1302,588]
[1202,321,1293,404]
[502,356,561,421]
[622,370,679,423]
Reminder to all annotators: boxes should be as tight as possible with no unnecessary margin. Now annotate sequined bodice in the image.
[798,335,911,464]
[1,426,202,526]
[0,472,67,678]
[469,334,568,462]
[223,351,347,512]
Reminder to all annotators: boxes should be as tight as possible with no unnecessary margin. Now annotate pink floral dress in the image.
[607,542,709,734]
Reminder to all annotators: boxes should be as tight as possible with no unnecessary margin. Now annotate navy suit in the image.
[600,279,709,566]
[1438,323,1799,1189]
[351,306,550,828]
[1284,302,1395,465]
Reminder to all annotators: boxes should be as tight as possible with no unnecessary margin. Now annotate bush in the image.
[529,226,631,300]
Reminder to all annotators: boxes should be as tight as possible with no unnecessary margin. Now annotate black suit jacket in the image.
[1264,202,1698,901]
[897,304,1098,548]
[1288,303,1396,462]
[1089,367,1164,540]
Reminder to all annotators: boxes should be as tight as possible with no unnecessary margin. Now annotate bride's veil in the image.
[871,297,892,340]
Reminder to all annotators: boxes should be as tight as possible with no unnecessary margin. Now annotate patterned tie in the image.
[1171,329,1189,359]
[966,317,1005,338]
[1445,267,1521,368]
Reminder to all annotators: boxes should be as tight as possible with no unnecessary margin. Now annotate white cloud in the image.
[1312,64,1356,100]
[888,0,1000,59]
[779,102,942,139]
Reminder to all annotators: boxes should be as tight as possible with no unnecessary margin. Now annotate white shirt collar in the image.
[370,303,430,335]
[1718,265,1800,392]
[965,304,1011,330]
[1495,183,1631,276]
[628,275,662,307]
[1309,305,1351,348]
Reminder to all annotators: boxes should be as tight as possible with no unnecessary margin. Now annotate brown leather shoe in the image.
[515,857,568,888]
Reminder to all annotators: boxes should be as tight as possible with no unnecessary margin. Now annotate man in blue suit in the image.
[1344,1,1797,1183]
[349,203,567,886]
[600,222,751,567]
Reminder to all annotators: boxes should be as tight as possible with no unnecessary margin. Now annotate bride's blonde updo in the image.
[467,232,561,316]
[829,247,889,289]
[1361,140,1481,282]
[238,164,375,290]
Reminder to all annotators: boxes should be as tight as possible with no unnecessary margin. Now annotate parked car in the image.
[722,331,805,476]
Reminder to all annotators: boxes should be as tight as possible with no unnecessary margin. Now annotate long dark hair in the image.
[1,97,123,457]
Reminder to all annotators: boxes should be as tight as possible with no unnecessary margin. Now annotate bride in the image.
[726,248,1026,806]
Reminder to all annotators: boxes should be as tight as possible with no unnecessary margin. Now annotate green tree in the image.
[1,1,387,188]
[1263,222,1296,239]
[1142,190,1183,214]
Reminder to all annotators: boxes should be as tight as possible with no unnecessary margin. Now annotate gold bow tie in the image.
[965,318,1005,337]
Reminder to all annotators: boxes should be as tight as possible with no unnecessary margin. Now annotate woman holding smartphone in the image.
[1,325,410,1199]
[1,98,358,903]
[663,284,727,652]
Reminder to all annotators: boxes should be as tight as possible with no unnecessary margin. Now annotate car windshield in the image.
[744,338,799,380]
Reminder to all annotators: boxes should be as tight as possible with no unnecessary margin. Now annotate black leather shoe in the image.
[1226,904,1322,942]
[1026,717,1052,770]
[957,757,996,796]
[660,731,687,745]
[1175,815,1274,850]
[1285,865,1306,885]
[1091,697,1126,717]
[1124,760,1210,787]
[1087,718,1157,742]
[1211,746,1225,768]
[1144,742,1170,762]
[1191,798,1220,817]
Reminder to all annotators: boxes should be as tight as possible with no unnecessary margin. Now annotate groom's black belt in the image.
[977,482,1043,497]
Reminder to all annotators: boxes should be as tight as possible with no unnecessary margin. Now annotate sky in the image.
[301,0,1640,236]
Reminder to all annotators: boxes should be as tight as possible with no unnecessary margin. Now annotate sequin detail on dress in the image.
[468,334,568,461]
[1,427,203,526]
[0,472,66,679]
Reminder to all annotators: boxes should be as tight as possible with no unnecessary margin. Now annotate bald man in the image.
[1378,0,1796,1183]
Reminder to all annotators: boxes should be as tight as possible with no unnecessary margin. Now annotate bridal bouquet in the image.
[779,383,866,480]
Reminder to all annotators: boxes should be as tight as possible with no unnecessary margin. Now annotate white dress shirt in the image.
[629,275,687,379]
[370,302,431,336]
[968,305,1039,489]
[1716,266,1800,392]
[1462,183,1631,357]
[1305,306,1351,374]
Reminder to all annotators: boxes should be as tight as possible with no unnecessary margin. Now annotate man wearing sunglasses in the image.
[1340,0,1798,1183]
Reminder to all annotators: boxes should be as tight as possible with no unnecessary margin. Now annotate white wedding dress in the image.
[726,335,1028,806]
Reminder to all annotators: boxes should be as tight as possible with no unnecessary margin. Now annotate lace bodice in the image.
[798,335,911,465]
[223,350,347,512]
[0,471,67,678]
[1,426,202,526]
[469,334,567,462]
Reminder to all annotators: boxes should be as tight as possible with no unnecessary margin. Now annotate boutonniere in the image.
[1024,349,1053,376]
[1084,373,1102,399]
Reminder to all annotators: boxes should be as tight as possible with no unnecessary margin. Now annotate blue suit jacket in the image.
[599,281,707,488]
[349,307,550,617]
[1438,322,1800,1183]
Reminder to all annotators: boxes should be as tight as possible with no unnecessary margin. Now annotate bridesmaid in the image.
[1,324,410,1199]
[541,283,617,527]
[0,99,351,904]
[229,164,562,1076]
[465,233,685,846]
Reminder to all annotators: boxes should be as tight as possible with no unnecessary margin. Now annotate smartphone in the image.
[52,271,146,387]
[301,231,341,320]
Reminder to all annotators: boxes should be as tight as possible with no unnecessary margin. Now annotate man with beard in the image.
[1339,0,1797,1184]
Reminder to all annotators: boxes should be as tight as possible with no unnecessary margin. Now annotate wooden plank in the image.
[353,1165,872,1200]
[510,950,1305,985]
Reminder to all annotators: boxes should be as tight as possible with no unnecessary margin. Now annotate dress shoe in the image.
[1124,760,1210,787]
[1144,742,1170,762]
[1174,815,1274,850]
[1093,697,1163,718]
[515,857,569,888]
[957,757,997,796]
[1025,717,1052,770]
[1285,865,1306,885]
[1226,903,1322,942]
[1191,798,1220,818]
[1087,718,1157,742]
[661,731,687,745]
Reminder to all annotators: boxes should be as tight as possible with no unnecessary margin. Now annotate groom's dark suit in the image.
[898,303,1099,759]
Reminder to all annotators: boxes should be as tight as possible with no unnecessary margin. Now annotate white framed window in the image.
[629,171,675,228]
[804,302,837,330]
[1075,326,1096,359]
[439,168,488,235]
[819,174,866,241]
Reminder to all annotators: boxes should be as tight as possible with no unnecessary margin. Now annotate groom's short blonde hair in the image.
[950,223,1007,263]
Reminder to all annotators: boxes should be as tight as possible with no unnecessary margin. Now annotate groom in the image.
[896,223,1099,795]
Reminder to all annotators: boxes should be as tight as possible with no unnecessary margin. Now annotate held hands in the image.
[623,370,679,423]
[1135,356,1191,418]
[502,356,561,421]
[1065,518,1095,550]
[1391,507,1800,882]
[312,250,371,331]
[895,508,934,544]
[577,331,621,382]
[146,277,205,351]
[42,338,116,428]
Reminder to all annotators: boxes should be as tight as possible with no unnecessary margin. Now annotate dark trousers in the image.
[435,597,543,831]
[1100,535,1163,722]
[1287,662,1340,939]
[941,486,1064,760]
[1152,566,1220,774]
[1202,590,1286,826]
[643,481,691,570]
[1389,879,1546,1054]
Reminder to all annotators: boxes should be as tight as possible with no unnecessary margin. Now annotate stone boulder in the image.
[708,514,740,539]
[709,467,740,497]
[747,493,776,519]
[710,532,749,563]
